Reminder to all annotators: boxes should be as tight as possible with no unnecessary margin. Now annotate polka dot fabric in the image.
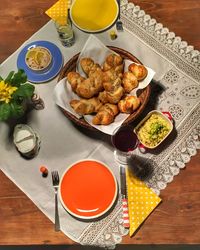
[126,168,161,236]
[45,0,69,25]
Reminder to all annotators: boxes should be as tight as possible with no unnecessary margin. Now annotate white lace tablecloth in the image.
[0,0,200,247]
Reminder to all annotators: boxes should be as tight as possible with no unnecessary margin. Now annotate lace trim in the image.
[146,103,200,194]
[78,196,129,247]
[76,1,200,245]
[121,0,200,82]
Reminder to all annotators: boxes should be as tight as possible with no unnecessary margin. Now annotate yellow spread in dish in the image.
[25,46,52,71]
[136,113,171,148]
[70,0,118,32]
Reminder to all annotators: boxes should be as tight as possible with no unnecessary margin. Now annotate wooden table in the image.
[0,0,199,245]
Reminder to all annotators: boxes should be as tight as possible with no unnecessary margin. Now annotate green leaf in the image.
[11,69,27,87]
[5,71,15,84]
[0,103,11,121]
[12,83,35,100]
[10,102,24,118]
[0,76,3,81]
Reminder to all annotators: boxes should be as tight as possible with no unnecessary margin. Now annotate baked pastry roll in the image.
[92,103,119,125]
[122,72,138,93]
[99,78,124,104]
[68,64,104,99]
[102,54,124,76]
[103,68,121,82]
[106,86,124,104]
[128,63,148,81]
[98,91,108,104]
[67,72,85,92]
[80,58,101,76]
[88,67,104,90]
[118,96,140,113]
[70,97,102,115]
[103,77,121,92]
[76,77,102,99]
[103,54,123,71]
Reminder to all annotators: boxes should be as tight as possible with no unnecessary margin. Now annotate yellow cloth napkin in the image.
[45,0,69,25]
[126,167,162,237]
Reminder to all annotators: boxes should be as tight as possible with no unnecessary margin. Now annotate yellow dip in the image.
[137,113,171,148]
[25,46,52,71]
[71,0,119,32]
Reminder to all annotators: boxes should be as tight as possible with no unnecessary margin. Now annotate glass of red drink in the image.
[111,125,139,165]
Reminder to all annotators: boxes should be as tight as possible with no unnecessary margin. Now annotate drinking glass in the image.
[111,125,139,165]
[54,17,75,47]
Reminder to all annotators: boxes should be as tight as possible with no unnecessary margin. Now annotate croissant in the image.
[122,72,138,93]
[70,97,103,115]
[67,72,85,92]
[118,96,140,113]
[128,63,148,81]
[92,103,119,125]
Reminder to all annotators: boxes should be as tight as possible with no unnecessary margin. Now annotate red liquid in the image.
[112,127,138,152]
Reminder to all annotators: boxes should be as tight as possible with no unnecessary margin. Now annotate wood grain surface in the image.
[0,0,200,245]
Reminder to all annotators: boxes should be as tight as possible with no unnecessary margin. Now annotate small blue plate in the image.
[17,41,63,83]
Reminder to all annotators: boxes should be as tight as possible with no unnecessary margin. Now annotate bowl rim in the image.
[134,110,173,149]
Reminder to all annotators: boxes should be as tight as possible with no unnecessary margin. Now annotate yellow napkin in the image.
[126,167,161,237]
[45,0,69,25]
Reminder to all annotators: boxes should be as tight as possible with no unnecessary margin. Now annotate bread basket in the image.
[58,46,151,131]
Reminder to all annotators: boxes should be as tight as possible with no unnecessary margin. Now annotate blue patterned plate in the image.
[17,41,63,83]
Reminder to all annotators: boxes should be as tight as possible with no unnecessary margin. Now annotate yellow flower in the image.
[0,80,18,104]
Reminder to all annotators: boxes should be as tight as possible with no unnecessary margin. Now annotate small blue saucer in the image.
[17,41,63,83]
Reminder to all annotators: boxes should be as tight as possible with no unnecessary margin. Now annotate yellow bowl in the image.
[70,0,119,33]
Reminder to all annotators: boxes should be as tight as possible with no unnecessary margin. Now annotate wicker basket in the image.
[58,46,151,131]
